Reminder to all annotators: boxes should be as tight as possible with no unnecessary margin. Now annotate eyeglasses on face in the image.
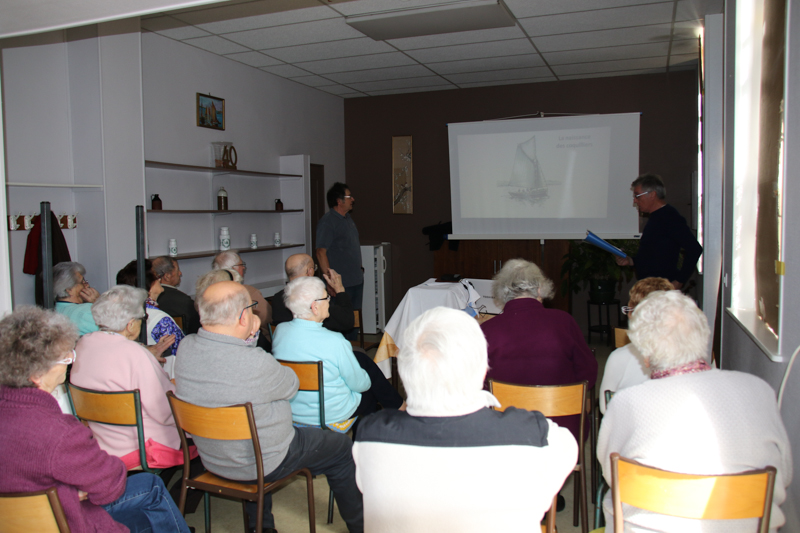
[621,306,635,316]
[240,300,258,321]
[234,262,247,269]
[633,190,651,199]
[55,349,77,366]
[344,195,354,199]
[311,294,330,309]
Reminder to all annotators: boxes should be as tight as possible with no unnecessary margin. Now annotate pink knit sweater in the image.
[0,387,128,532]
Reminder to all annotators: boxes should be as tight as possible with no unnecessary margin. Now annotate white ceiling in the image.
[140,0,722,98]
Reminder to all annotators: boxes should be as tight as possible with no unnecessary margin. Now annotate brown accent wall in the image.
[344,71,698,313]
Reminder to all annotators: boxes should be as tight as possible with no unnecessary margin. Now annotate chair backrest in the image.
[614,328,630,348]
[0,487,71,533]
[611,452,777,532]
[277,360,326,428]
[66,383,153,473]
[165,391,263,481]
[489,380,587,446]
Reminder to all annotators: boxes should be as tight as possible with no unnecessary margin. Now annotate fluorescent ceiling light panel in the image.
[346,0,516,41]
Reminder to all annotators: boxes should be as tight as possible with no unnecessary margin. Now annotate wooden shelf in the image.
[172,243,304,260]
[6,182,103,189]
[145,160,301,179]
[147,209,302,214]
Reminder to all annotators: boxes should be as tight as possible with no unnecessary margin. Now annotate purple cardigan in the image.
[0,387,128,533]
[481,298,597,441]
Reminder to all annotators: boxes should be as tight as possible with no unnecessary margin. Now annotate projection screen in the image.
[448,112,641,239]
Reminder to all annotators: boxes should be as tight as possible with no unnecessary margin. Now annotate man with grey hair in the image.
[352,307,578,532]
[597,291,792,531]
[616,173,703,289]
[211,251,271,339]
[271,253,355,332]
[152,256,200,334]
[175,281,364,533]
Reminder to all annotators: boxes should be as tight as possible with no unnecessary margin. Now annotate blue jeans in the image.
[245,428,363,533]
[344,283,364,341]
[103,473,190,533]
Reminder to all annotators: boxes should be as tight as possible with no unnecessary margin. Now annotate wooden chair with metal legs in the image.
[490,379,590,533]
[66,383,159,474]
[610,452,777,532]
[277,360,341,525]
[0,487,71,533]
[166,391,316,533]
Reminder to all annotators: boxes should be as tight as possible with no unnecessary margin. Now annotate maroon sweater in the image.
[0,387,128,532]
[481,298,597,441]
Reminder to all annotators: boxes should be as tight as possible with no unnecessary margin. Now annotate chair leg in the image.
[242,500,249,533]
[573,469,580,527]
[204,492,211,533]
[256,493,264,533]
[304,471,316,533]
[590,397,598,503]
[326,487,335,524]
[580,463,589,533]
[594,481,608,529]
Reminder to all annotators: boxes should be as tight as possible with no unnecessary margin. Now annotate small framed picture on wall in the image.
[197,93,225,130]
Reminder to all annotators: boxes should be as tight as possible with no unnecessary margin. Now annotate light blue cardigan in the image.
[272,318,370,425]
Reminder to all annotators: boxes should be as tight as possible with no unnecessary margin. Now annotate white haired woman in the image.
[272,276,403,434]
[480,258,596,443]
[54,261,101,335]
[0,306,190,533]
[70,285,197,473]
[597,290,792,532]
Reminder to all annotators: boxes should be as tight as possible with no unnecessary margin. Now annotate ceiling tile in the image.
[157,25,212,40]
[170,0,322,26]
[296,52,417,75]
[264,37,395,63]
[670,53,699,66]
[365,85,457,96]
[326,64,434,84]
[532,23,675,53]
[445,66,552,84]
[543,42,669,65]
[386,25,526,50]
[347,75,453,92]
[182,35,250,55]
[676,0,724,21]
[224,18,365,49]
[259,64,311,77]
[670,38,700,55]
[140,16,210,40]
[558,68,664,80]
[428,54,545,75]
[331,0,459,16]
[223,51,283,67]
[405,38,535,63]
[504,0,668,18]
[317,84,367,96]
[289,75,339,87]
[193,6,338,34]
[518,3,674,37]
[456,76,557,88]
[553,56,668,76]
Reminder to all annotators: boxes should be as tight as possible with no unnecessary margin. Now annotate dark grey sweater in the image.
[174,328,299,480]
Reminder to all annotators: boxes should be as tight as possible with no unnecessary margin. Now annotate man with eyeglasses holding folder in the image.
[615,173,703,290]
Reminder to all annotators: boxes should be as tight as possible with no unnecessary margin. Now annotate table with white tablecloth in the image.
[374,278,496,378]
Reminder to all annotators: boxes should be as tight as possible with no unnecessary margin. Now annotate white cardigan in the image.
[597,369,792,532]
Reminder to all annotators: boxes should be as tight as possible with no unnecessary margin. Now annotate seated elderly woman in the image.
[117,259,184,367]
[70,285,195,472]
[272,276,403,433]
[597,291,791,531]
[0,306,190,533]
[480,258,597,442]
[54,261,101,335]
[598,276,674,414]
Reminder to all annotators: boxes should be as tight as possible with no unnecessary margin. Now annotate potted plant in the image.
[561,239,639,303]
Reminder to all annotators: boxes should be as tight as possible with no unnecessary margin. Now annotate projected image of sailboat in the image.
[499,135,550,204]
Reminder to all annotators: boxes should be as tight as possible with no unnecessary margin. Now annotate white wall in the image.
[721,0,800,529]
[140,32,344,294]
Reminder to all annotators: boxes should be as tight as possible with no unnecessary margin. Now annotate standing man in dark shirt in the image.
[316,183,363,310]
[152,256,201,334]
[616,174,703,290]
